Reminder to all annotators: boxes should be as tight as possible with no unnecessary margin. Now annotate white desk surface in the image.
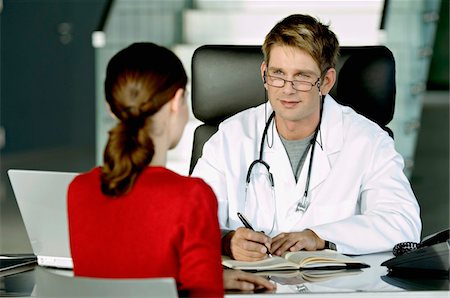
[1,252,448,297]
[225,252,449,297]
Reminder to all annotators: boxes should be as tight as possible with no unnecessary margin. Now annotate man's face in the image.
[263,45,322,127]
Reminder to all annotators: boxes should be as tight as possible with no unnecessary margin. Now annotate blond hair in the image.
[262,14,339,74]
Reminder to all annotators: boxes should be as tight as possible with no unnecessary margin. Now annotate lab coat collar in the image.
[263,95,344,190]
[264,95,343,154]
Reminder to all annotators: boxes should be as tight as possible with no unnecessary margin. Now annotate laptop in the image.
[8,169,78,269]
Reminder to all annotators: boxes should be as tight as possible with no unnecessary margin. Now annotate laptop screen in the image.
[8,169,78,269]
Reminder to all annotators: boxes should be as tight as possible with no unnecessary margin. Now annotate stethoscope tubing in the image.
[245,96,324,211]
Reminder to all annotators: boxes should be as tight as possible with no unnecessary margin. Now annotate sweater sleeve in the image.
[177,180,224,297]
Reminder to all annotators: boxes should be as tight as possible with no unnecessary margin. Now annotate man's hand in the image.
[271,229,325,256]
[223,270,276,291]
[222,227,272,261]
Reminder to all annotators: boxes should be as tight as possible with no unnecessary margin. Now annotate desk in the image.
[1,252,448,297]
[226,252,449,297]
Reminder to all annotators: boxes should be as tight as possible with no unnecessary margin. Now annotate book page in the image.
[221,250,369,271]
[221,255,300,271]
[283,250,364,269]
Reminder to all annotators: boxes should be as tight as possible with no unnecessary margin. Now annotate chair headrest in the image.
[192,45,265,125]
[333,46,396,126]
[192,45,396,128]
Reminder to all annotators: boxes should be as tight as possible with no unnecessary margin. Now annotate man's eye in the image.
[297,74,311,80]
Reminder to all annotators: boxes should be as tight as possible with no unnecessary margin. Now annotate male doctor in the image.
[192,14,421,261]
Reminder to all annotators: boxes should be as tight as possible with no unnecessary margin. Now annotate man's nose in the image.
[282,80,296,94]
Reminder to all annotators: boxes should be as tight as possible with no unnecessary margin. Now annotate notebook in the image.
[8,169,78,269]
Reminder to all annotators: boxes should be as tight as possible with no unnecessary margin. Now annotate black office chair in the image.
[189,45,396,174]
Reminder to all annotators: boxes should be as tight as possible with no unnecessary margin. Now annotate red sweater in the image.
[68,167,224,297]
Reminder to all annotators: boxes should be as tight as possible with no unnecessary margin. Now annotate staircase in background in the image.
[94,0,441,177]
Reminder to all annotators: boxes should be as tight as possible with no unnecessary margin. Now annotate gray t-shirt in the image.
[280,133,314,182]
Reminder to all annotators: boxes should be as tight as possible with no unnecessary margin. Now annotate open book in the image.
[222,249,369,271]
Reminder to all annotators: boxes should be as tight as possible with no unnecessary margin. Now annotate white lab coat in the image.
[192,95,421,254]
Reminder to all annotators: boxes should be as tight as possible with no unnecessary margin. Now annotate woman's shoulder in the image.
[67,168,103,200]
[140,167,217,206]
[141,167,213,191]
[70,167,101,186]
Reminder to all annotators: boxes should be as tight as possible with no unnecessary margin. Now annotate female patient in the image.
[67,42,221,297]
[67,42,274,297]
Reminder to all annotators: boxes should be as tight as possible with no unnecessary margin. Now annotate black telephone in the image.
[381,228,449,276]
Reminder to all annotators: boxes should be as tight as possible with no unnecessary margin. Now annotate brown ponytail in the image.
[101,43,187,197]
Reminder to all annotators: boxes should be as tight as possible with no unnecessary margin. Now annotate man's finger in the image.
[237,228,272,246]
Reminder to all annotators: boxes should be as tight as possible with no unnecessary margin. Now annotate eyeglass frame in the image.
[264,65,333,92]
[264,73,321,92]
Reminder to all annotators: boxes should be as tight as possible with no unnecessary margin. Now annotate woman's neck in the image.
[149,135,168,167]
[149,151,166,167]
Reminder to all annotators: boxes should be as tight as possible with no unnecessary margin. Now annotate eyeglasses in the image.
[265,74,320,92]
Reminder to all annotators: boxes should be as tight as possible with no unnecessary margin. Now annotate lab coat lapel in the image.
[307,143,330,191]
[306,95,343,192]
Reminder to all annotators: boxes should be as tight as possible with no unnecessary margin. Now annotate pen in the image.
[236,212,273,258]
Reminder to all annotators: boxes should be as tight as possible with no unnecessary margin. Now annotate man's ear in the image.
[319,68,336,95]
[261,62,267,86]
[169,88,185,113]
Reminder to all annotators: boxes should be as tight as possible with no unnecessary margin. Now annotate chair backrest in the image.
[35,266,178,297]
[189,45,396,174]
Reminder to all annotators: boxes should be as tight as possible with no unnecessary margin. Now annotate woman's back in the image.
[67,42,223,297]
[68,166,223,297]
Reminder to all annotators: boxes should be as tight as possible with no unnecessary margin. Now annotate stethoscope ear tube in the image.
[259,111,276,160]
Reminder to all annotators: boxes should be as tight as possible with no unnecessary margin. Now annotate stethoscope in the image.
[245,94,324,213]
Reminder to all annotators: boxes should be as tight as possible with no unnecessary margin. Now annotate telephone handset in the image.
[382,228,450,276]
[421,228,450,246]
[392,228,450,256]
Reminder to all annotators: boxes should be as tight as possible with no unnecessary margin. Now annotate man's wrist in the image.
[324,240,337,250]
